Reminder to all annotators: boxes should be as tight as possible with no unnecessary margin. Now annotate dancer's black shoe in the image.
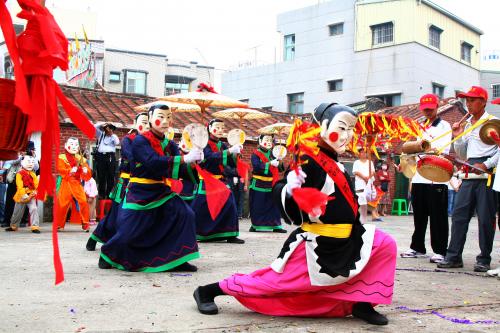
[352,302,388,325]
[86,238,97,251]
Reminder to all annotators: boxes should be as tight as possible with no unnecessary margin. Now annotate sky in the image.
[8,0,499,85]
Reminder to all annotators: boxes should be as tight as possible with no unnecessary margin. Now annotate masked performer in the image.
[98,105,203,272]
[193,103,397,326]
[249,134,286,233]
[5,155,40,233]
[55,138,91,231]
[86,113,149,251]
[191,119,245,244]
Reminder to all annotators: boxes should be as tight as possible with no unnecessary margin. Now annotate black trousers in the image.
[95,152,117,199]
[410,183,449,256]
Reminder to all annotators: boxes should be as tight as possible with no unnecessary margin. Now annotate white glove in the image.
[183,148,203,164]
[270,159,279,167]
[21,194,29,201]
[82,167,88,174]
[285,168,306,196]
[70,167,78,174]
[228,144,242,155]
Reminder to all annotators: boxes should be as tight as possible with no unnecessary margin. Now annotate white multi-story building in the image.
[222,0,484,114]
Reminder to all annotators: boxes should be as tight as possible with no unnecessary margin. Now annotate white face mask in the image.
[320,111,357,154]
[135,114,149,134]
[21,156,35,171]
[65,139,80,155]
[150,108,172,133]
[209,122,225,139]
[259,136,273,150]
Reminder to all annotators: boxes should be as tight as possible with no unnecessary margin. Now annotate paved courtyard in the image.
[0,215,498,333]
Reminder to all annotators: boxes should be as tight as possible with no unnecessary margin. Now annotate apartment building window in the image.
[109,71,121,82]
[124,70,147,95]
[287,93,304,115]
[492,84,500,99]
[261,106,273,111]
[432,83,445,99]
[429,25,442,49]
[461,42,473,63]
[328,79,343,92]
[371,22,393,46]
[165,82,189,95]
[284,34,295,61]
[329,22,344,36]
[368,93,401,107]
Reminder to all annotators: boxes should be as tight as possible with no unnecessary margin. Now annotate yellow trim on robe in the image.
[253,175,273,181]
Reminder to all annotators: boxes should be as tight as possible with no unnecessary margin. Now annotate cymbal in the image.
[479,119,500,145]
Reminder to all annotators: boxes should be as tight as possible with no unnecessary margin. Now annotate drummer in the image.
[400,94,451,263]
[438,86,498,272]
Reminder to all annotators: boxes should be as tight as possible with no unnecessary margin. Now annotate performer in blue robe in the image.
[86,112,149,251]
[249,134,286,233]
[191,119,245,244]
[98,105,204,272]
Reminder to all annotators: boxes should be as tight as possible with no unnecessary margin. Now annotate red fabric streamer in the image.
[169,179,183,194]
[292,187,331,216]
[236,157,250,183]
[194,165,230,220]
[142,131,165,156]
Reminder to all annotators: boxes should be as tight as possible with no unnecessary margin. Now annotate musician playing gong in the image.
[400,94,451,263]
[438,86,498,273]
[55,138,92,231]
[86,112,150,251]
[191,119,245,244]
[248,134,287,233]
[98,104,203,272]
[193,103,397,326]
[5,155,40,234]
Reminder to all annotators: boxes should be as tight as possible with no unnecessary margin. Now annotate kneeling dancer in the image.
[99,105,203,271]
[194,103,397,325]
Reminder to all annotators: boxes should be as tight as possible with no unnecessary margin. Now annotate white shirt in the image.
[492,149,500,192]
[95,125,120,153]
[84,178,98,197]
[352,159,374,191]
[453,112,498,169]
[412,117,452,185]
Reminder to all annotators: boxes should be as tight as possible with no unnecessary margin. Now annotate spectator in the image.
[447,175,461,216]
[94,123,119,199]
[352,148,375,224]
[376,162,391,217]
[0,160,7,227]
[84,175,98,225]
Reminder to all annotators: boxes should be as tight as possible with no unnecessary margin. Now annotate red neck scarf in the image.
[143,131,165,156]
[19,169,35,190]
[254,149,279,185]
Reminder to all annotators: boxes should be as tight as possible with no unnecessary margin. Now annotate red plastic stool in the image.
[96,199,112,221]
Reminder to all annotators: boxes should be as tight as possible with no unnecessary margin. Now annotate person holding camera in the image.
[94,123,120,199]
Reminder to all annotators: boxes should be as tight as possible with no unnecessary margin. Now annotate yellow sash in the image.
[253,175,273,181]
[129,177,172,187]
[119,172,130,179]
[301,222,352,238]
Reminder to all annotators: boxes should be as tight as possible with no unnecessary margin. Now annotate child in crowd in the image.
[84,175,98,225]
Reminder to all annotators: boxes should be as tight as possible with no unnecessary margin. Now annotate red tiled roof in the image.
[59,85,295,141]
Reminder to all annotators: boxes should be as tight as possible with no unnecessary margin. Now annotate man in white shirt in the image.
[352,148,374,224]
[401,94,451,263]
[94,123,120,199]
[438,86,498,272]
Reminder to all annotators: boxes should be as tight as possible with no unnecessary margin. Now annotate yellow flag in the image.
[74,33,80,51]
[82,25,89,44]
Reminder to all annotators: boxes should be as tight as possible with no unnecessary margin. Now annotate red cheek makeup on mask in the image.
[138,125,143,131]
[329,132,339,142]
[155,120,161,126]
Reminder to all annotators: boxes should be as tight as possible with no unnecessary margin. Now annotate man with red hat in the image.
[437,86,498,272]
[400,94,451,263]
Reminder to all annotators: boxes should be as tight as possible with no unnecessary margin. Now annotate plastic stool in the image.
[391,199,408,216]
[96,199,112,221]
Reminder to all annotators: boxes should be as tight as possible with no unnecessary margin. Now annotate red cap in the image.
[457,86,488,101]
[492,98,500,105]
[419,94,439,110]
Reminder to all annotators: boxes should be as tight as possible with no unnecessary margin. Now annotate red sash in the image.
[143,131,165,156]
[19,169,35,190]
[306,150,359,216]
[207,140,225,174]
[254,149,279,186]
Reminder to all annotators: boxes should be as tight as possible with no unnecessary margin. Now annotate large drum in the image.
[417,155,453,182]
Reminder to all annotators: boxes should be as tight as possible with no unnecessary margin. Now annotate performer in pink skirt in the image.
[193,103,397,325]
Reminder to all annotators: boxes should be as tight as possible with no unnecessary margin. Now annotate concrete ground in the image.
[0,216,498,333]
